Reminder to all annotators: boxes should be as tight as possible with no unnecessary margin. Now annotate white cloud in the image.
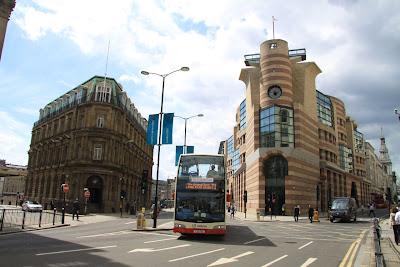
[9,0,400,179]
[0,112,31,165]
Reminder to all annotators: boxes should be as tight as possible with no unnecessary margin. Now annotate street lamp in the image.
[174,114,204,154]
[141,66,189,228]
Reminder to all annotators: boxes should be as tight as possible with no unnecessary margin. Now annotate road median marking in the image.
[298,241,313,250]
[36,245,117,256]
[300,257,317,267]
[128,244,190,253]
[77,230,131,238]
[260,254,288,267]
[144,237,177,243]
[169,248,225,262]
[244,237,267,244]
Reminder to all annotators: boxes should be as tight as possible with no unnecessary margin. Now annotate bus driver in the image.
[207,165,218,178]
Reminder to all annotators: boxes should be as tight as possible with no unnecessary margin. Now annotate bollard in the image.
[0,209,5,231]
[313,210,320,222]
[39,210,42,228]
[22,210,26,229]
[53,208,56,225]
[137,213,143,229]
[61,207,65,224]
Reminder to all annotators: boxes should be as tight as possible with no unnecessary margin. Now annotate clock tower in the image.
[259,39,294,110]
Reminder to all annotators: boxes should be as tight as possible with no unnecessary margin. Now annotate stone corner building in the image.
[0,0,15,61]
[224,38,396,217]
[26,76,154,212]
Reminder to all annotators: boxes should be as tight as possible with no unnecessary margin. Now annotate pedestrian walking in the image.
[369,202,376,218]
[390,207,399,245]
[50,200,54,210]
[281,203,286,216]
[72,198,80,221]
[230,205,235,219]
[308,205,314,223]
[294,205,300,222]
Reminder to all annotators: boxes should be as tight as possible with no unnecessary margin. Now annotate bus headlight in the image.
[213,225,226,229]
[174,223,186,228]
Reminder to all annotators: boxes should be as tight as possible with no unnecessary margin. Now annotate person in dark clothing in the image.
[308,205,314,223]
[72,198,80,220]
[294,205,300,222]
[50,200,55,210]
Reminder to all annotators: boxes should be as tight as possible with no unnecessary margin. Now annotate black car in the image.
[329,197,357,222]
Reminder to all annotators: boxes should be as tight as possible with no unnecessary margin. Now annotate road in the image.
[0,210,374,267]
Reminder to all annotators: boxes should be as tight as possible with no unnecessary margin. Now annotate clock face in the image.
[268,85,282,99]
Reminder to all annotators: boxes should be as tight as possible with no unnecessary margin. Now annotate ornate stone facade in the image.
[0,0,15,61]
[26,76,154,212]
[224,38,395,216]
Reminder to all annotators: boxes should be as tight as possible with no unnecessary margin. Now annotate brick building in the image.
[224,38,395,216]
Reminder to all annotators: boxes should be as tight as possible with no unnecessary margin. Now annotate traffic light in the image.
[243,190,247,203]
[120,190,126,199]
[141,170,148,193]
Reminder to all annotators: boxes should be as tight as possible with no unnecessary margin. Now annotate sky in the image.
[1,0,399,181]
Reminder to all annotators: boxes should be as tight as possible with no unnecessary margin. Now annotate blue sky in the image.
[1,0,399,181]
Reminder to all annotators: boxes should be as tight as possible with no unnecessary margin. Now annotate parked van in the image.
[329,197,357,222]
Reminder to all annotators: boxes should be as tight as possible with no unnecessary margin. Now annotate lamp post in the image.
[174,114,203,154]
[141,66,189,228]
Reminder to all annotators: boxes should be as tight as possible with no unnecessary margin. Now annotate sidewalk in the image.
[377,219,400,266]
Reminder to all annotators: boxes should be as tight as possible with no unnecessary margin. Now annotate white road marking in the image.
[128,244,190,253]
[35,245,117,256]
[125,221,135,224]
[300,257,317,267]
[244,237,268,245]
[157,221,173,228]
[77,230,131,238]
[260,254,288,267]
[144,237,177,243]
[208,251,254,266]
[298,241,313,250]
[169,248,225,262]
[137,232,177,237]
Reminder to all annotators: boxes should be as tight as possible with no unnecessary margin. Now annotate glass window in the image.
[93,144,102,160]
[316,90,334,127]
[96,116,105,128]
[260,106,294,148]
[239,99,246,129]
[95,84,111,103]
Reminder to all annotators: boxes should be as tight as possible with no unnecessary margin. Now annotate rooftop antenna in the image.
[272,16,278,39]
[103,39,110,89]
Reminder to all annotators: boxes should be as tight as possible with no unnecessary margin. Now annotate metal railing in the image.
[0,208,63,233]
[373,218,384,267]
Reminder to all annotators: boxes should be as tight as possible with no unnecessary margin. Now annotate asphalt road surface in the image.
[0,211,373,267]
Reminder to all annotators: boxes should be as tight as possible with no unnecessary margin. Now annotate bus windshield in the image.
[175,155,225,223]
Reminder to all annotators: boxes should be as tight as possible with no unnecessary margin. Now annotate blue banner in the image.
[175,146,183,166]
[162,113,174,144]
[146,114,159,145]
[186,146,194,154]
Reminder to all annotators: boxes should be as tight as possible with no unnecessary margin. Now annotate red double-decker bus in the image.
[173,154,226,235]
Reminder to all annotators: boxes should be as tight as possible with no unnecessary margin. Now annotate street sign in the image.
[84,190,90,198]
[62,183,69,193]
